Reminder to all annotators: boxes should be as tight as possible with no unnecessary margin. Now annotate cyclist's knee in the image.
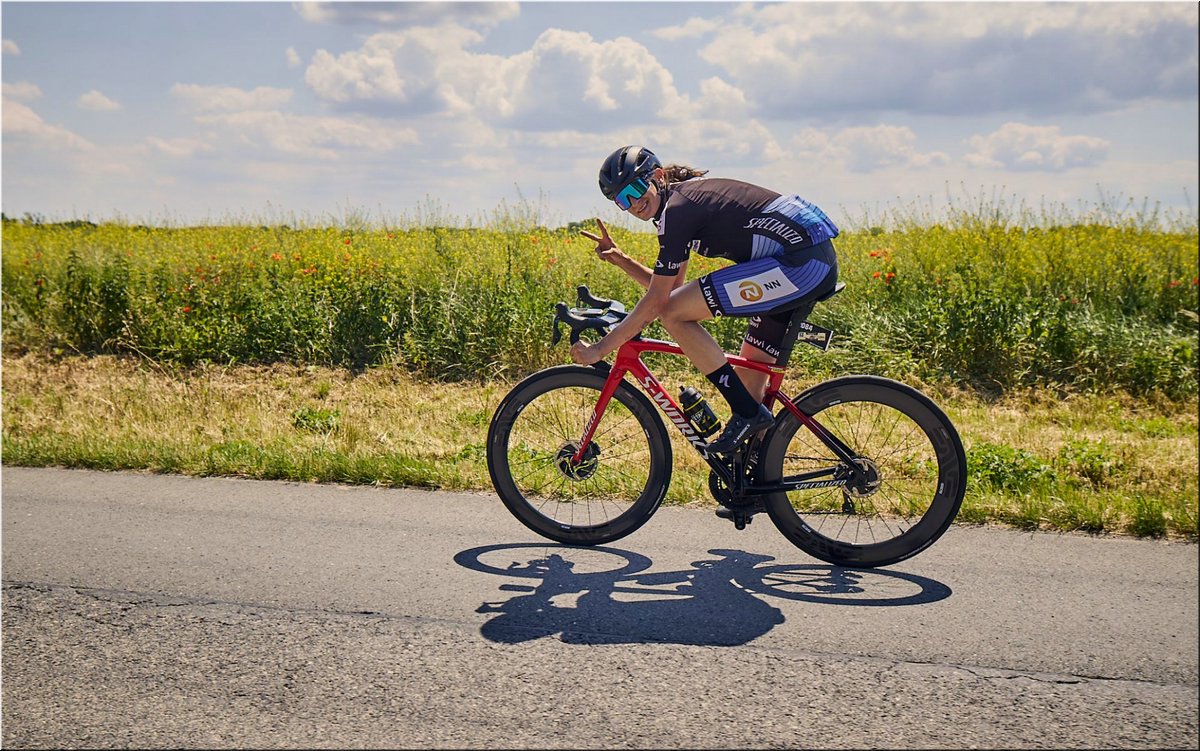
[661,283,712,327]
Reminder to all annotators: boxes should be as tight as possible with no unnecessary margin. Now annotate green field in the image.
[2,204,1197,539]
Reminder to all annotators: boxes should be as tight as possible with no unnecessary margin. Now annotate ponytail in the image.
[662,164,708,184]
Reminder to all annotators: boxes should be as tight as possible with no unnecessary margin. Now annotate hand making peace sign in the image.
[579,218,618,263]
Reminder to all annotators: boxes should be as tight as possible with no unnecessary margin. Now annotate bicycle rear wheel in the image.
[758,376,966,568]
[486,366,672,545]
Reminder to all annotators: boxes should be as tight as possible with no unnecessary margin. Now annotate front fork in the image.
[569,361,621,465]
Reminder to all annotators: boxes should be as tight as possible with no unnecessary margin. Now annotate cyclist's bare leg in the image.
[658,282,728,374]
[735,342,775,404]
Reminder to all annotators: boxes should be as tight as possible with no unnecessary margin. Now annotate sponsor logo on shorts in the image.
[738,281,764,302]
[723,267,800,308]
[744,333,781,359]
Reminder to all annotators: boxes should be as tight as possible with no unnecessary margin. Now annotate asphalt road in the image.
[2,466,1197,749]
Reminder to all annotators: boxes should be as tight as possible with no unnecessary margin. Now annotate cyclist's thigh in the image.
[664,280,715,323]
[698,248,835,319]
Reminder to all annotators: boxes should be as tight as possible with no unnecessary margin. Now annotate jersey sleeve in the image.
[653,193,700,276]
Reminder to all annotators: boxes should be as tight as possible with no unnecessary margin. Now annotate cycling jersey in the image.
[649,176,840,362]
[651,178,839,276]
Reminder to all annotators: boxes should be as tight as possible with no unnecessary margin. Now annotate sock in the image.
[705,363,760,419]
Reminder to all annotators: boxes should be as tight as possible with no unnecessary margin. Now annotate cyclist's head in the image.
[598,145,662,211]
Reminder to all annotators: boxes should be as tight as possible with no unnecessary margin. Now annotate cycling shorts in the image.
[697,239,838,360]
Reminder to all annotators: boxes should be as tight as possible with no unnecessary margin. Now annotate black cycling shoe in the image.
[704,404,774,457]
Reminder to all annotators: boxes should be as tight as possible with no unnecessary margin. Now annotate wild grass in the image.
[2,203,1197,398]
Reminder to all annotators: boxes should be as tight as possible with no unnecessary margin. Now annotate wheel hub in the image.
[555,441,601,481]
[845,457,882,499]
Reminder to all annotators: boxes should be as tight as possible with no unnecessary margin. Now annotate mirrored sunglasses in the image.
[614,177,651,211]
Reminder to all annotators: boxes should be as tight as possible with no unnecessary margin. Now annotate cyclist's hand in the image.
[580,218,618,263]
[570,340,604,365]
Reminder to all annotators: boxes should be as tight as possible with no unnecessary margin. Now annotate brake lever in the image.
[551,301,599,345]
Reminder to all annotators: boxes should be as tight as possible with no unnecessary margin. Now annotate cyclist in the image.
[571,145,839,457]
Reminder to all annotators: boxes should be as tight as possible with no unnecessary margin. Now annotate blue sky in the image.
[2,1,1197,228]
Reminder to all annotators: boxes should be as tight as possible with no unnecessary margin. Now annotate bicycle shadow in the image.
[454,544,952,647]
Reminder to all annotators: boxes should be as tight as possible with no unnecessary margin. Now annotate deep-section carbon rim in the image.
[487,367,672,545]
[759,376,966,568]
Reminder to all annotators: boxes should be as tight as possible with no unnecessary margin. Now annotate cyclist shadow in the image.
[454,544,952,647]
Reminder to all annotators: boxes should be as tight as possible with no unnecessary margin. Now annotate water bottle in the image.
[679,386,722,438]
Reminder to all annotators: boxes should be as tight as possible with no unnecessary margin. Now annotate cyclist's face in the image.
[626,178,660,221]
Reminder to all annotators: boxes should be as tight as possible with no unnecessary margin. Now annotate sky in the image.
[1,1,1198,229]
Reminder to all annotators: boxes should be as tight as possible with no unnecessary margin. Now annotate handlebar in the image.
[552,285,631,345]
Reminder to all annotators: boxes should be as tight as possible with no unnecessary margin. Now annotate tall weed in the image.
[2,207,1196,398]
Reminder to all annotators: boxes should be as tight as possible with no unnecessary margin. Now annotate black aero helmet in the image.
[598,146,662,200]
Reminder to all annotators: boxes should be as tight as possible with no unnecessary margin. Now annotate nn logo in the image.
[738,281,763,302]
[738,278,783,302]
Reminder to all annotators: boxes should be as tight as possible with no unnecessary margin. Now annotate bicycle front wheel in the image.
[758,376,966,568]
[486,366,672,545]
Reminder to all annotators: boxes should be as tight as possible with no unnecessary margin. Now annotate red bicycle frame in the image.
[571,336,857,480]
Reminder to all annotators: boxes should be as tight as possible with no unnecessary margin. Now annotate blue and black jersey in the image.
[651,177,839,276]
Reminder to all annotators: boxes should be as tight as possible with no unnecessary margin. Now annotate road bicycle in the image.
[486,285,967,568]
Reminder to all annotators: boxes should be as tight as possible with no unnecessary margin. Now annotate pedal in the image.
[715,504,761,530]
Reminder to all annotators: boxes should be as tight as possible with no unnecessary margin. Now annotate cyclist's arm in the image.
[582,217,686,291]
[571,263,687,364]
[605,251,654,290]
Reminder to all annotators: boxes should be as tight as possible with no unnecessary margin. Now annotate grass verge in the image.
[2,353,1196,540]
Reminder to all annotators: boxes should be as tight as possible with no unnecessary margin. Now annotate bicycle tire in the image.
[757,376,966,568]
[486,365,672,545]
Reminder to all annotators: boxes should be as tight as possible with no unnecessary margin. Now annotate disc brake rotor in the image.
[555,441,601,481]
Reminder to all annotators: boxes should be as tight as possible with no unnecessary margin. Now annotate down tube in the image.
[625,363,712,455]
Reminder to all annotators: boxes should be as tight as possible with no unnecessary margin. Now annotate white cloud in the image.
[3,81,42,101]
[286,47,301,68]
[695,3,1198,119]
[2,39,19,55]
[194,110,419,160]
[295,1,518,28]
[305,27,688,130]
[689,77,750,120]
[146,136,213,158]
[1,98,95,151]
[651,17,723,41]
[789,125,949,174]
[490,29,688,129]
[305,29,460,108]
[78,90,121,111]
[836,126,950,173]
[965,123,1110,171]
[170,84,293,113]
